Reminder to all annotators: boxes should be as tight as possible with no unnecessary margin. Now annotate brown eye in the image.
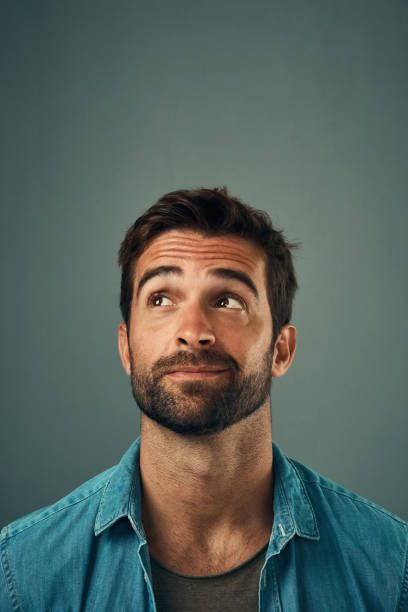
[148,294,172,307]
[215,294,245,310]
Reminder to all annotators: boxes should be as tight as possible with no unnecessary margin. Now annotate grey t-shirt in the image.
[150,542,268,612]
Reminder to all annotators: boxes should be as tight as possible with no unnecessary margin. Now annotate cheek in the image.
[219,322,264,364]
[130,324,172,370]
[128,331,149,365]
[237,319,272,362]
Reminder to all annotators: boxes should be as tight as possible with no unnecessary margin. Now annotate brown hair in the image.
[118,187,301,347]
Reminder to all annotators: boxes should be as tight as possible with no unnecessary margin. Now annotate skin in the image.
[118,229,296,575]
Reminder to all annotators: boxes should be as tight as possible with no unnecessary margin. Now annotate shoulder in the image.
[0,465,121,611]
[289,454,408,540]
[287,456,408,609]
[1,465,116,543]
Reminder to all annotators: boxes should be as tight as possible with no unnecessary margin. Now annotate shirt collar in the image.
[94,436,320,549]
[267,440,320,557]
[94,436,145,538]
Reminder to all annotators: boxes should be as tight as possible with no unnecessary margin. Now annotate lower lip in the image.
[165,370,227,380]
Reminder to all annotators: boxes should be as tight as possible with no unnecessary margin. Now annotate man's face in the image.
[121,230,275,437]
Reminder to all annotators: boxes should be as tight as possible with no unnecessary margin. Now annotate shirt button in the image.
[144,573,148,582]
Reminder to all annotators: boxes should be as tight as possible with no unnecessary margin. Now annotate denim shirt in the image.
[1,436,407,611]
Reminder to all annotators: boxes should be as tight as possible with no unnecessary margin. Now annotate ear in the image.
[271,323,297,378]
[118,322,131,376]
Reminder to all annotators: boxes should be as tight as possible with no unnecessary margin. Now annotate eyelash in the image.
[146,292,246,310]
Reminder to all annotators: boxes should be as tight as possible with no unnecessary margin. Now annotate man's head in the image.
[117,187,300,437]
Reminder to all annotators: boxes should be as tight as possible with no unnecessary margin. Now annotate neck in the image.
[139,403,274,571]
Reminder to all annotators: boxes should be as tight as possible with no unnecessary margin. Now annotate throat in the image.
[147,527,272,577]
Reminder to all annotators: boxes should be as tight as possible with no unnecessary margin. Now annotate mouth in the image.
[164,368,228,380]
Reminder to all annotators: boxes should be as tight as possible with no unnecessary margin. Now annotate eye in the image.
[146,291,246,310]
[215,293,245,310]
[147,293,173,307]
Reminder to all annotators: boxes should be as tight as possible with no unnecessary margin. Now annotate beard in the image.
[128,344,274,437]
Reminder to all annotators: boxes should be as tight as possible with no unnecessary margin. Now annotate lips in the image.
[164,367,228,380]
[166,366,227,374]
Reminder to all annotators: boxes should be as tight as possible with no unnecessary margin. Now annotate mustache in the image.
[152,350,239,375]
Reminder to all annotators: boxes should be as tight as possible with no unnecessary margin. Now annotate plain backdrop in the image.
[1,0,407,527]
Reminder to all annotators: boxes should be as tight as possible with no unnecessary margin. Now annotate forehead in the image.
[134,230,266,279]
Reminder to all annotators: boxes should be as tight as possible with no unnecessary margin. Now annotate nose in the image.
[175,302,216,348]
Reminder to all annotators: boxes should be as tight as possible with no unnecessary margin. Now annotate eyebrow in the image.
[136,265,259,301]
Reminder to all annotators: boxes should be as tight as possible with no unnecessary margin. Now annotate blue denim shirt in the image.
[1,436,407,611]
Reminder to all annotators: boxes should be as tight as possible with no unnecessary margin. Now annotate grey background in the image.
[1,0,407,527]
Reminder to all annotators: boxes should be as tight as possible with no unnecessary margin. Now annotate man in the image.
[1,187,407,611]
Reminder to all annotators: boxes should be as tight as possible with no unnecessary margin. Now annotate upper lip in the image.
[166,366,227,373]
